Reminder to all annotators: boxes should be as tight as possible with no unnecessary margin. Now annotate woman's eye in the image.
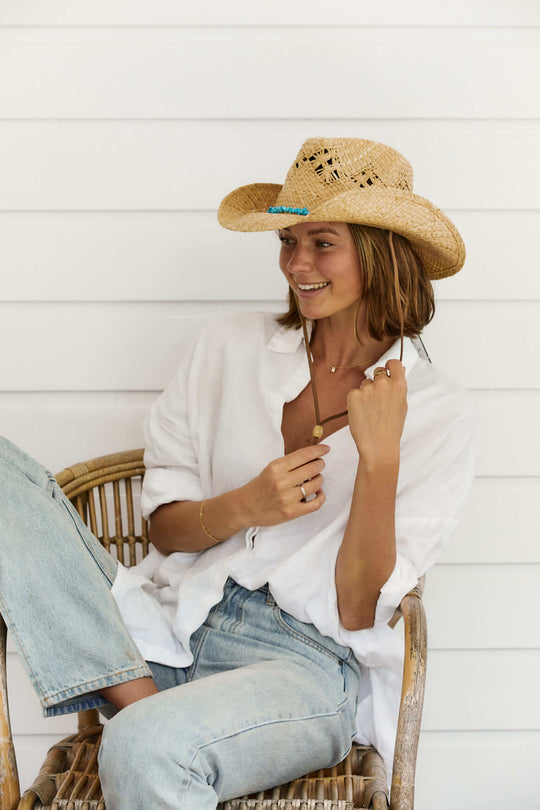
[279,236,294,246]
[317,241,333,248]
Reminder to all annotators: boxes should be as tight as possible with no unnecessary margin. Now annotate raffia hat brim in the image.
[218,183,464,280]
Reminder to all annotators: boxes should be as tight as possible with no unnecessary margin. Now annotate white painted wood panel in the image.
[1,211,537,303]
[0,393,151,470]
[440,477,540,564]
[421,301,540,388]
[0,300,538,390]
[0,389,538,476]
[472,390,540,477]
[416,731,540,809]
[0,301,279,392]
[0,121,537,211]
[13,735,70,801]
[7,647,540,734]
[1,0,538,26]
[425,564,540,649]
[422,649,540,730]
[0,38,537,119]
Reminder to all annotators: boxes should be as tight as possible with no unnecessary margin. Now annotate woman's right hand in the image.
[239,444,330,527]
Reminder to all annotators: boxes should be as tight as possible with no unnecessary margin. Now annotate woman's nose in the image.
[287,244,311,274]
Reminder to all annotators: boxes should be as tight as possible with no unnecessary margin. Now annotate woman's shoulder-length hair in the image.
[276,223,435,340]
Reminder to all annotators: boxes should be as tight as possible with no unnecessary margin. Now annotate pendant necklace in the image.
[319,354,380,374]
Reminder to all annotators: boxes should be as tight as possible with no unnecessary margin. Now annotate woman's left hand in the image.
[346,359,408,464]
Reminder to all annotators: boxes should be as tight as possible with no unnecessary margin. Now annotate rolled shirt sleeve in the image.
[142,338,203,519]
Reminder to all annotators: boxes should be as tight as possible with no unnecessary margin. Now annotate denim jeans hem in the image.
[44,694,108,717]
[40,663,153,716]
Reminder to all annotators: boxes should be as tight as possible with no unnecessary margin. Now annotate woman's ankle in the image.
[100,676,159,709]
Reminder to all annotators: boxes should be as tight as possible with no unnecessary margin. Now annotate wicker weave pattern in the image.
[221,801,355,809]
[21,724,386,810]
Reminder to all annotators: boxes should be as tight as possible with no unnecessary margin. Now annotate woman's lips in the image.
[295,282,330,298]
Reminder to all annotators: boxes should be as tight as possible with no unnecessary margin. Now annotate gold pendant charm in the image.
[331,366,336,373]
[312,424,324,440]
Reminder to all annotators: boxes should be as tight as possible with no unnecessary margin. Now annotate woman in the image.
[0,138,473,809]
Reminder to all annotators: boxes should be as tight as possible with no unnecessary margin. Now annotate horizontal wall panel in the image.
[8,645,540,734]
[1,300,539,391]
[425,564,540,649]
[0,301,282,391]
[472,390,540,478]
[423,649,540,730]
[0,39,537,119]
[0,392,152,471]
[416,731,540,810]
[0,121,537,211]
[0,213,283,302]
[13,735,70,799]
[422,301,540,389]
[2,1,539,26]
[432,210,540,301]
[0,210,537,303]
[1,390,539,478]
[440,477,540,564]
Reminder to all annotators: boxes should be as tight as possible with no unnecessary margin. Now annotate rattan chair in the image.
[0,449,427,810]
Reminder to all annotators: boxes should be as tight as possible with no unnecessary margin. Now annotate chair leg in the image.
[0,616,21,810]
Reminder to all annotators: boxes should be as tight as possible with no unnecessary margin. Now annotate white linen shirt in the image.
[111,311,474,778]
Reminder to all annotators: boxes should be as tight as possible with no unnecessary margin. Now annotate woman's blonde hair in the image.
[276,224,435,339]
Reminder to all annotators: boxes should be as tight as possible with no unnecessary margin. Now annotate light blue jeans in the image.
[0,437,360,809]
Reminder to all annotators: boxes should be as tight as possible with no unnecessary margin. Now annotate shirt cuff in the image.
[141,467,204,519]
[374,553,419,625]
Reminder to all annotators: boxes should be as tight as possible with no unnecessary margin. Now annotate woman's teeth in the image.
[298,282,330,291]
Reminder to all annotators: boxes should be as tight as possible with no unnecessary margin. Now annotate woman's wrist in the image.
[355,443,400,475]
[203,486,254,543]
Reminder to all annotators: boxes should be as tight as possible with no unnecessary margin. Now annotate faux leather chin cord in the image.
[388,230,405,363]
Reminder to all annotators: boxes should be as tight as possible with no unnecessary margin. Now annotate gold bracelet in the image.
[199,500,222,544]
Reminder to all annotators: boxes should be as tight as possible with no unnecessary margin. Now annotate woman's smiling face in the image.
[278,221,363,322]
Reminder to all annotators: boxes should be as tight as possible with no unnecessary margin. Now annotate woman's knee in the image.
[99,697,194,777]
[98,698,214,809]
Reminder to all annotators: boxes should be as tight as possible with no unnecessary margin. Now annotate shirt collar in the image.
[268,323,419,378]
[364,336,419,380]
[267,323,310,354]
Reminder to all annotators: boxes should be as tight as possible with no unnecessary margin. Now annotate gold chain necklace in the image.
[316,353,380,374]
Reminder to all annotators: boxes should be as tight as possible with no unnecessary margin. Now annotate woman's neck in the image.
[310,315,394,369]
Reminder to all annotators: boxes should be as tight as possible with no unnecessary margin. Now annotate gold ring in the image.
[373,369,388,378]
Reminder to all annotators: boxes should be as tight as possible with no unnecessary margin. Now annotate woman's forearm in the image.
[335,450,399,631]
[149,488,250,554]
[149,443,329,555]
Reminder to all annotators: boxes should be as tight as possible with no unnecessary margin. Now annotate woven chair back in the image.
[56,449,149,567]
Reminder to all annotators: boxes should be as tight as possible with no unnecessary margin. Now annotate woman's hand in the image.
[239,444,330,527]
[347,359,408,464]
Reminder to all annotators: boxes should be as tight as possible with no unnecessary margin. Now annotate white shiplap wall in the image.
[1,3,539,807]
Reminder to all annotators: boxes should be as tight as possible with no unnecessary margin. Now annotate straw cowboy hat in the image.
[218,137,465,280]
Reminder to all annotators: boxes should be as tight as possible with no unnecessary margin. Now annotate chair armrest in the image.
[389,585,427,810]
[0,615,21,810]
